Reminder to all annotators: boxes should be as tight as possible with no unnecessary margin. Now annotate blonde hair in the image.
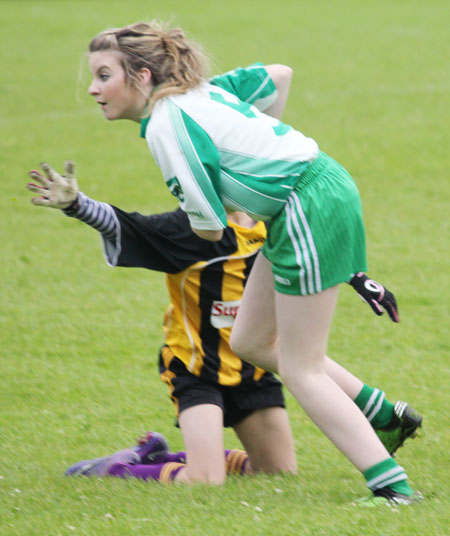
[89,21,210,110]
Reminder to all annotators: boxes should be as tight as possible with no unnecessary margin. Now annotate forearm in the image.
[63,192,118,240]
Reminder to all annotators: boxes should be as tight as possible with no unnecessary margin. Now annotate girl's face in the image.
[88,50,150,122]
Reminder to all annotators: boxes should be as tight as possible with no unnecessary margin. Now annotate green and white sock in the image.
[363,458,413,496]
[354,384,395,429]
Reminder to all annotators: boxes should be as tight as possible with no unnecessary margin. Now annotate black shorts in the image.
[159,347,285,428]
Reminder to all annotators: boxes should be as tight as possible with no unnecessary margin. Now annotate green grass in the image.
[1,0,449,534]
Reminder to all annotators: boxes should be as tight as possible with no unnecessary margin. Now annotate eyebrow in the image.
[91,64,112,76]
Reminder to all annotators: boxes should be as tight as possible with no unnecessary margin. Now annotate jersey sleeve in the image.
[147,100,227,231]
[209,63,278,112]
[108,208,237,273]
[63,192,238,272]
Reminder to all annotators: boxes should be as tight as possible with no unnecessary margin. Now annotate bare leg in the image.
[275,286,389,471]
[233,407,297,474]
[174,404,226,484]
[230,252,278,372]
[232,254,365,401]
[325,357,364,400]
[232,254,390,471]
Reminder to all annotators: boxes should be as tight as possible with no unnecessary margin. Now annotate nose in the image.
[88,80,99,96]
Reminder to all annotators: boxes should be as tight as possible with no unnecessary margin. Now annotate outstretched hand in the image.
[27,161,79,209]
[349,272,399,322]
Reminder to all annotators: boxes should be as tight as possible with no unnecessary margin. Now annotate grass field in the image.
[1,0,449,534]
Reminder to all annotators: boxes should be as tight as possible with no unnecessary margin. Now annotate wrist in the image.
[349,272,366,286]
[62,194,80,213]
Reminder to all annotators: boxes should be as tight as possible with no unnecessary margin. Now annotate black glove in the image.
[349,272,399,323]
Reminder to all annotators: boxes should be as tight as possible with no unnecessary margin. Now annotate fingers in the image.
[28,161,59,185]
[27,181,51,206]
[369,299,384,316]
[385,300,400,323]
[380,290,400,323]
[64,160,76,180]
[27,182,48,195]
[27,169,52,208]
[27,161,78,209]
[28,169,50,187]
[30,196,52,207]
[40,161,59,182]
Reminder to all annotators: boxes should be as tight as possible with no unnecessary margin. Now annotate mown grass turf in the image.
[1,1,449,534]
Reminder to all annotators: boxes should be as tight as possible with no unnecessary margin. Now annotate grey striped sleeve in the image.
[63,192,117,239]
[63,192,122,266]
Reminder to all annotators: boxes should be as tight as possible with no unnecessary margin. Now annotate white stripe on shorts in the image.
[286,195,321,294]
[286,199,307,295]
[291,193,322,293]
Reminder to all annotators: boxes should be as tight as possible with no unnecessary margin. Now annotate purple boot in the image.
[65,449,139,477]
[133,431,170,464]
[64,431,170,476]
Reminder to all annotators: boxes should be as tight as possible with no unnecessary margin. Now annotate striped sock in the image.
[363,458,413,496]
[225,449,248,475]
[108,462,185,483]
[354,384,395,429]
[153,449,248,475]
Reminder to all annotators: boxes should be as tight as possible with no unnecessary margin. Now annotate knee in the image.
[278,363,322,395]
[229,327,247,358]
[230,329,276,363]
[271,461,298,475]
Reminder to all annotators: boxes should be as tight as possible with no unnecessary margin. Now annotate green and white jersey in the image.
[141,64,319,230]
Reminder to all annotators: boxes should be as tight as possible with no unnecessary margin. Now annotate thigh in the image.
[178,404,226,485]
[275,286,340,374]
[233,407,297,474]
[229,252,278,371]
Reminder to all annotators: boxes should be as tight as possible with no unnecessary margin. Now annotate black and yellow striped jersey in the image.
[108,207,268,386]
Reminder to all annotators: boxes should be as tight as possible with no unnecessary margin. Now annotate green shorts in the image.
[261,152,367,295]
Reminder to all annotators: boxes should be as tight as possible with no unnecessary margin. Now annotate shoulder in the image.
[210,63,269,88]
[145,89,206,137]
[209,63,279,110]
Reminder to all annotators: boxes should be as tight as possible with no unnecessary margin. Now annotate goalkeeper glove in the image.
[349,272,399,323]
[27,161,79,209]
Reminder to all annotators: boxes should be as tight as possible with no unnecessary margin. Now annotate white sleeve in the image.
[146,100,227,231]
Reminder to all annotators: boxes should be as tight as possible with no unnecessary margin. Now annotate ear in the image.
[137,67,152,88]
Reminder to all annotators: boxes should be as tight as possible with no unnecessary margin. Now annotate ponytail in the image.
[89,21,210,111]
